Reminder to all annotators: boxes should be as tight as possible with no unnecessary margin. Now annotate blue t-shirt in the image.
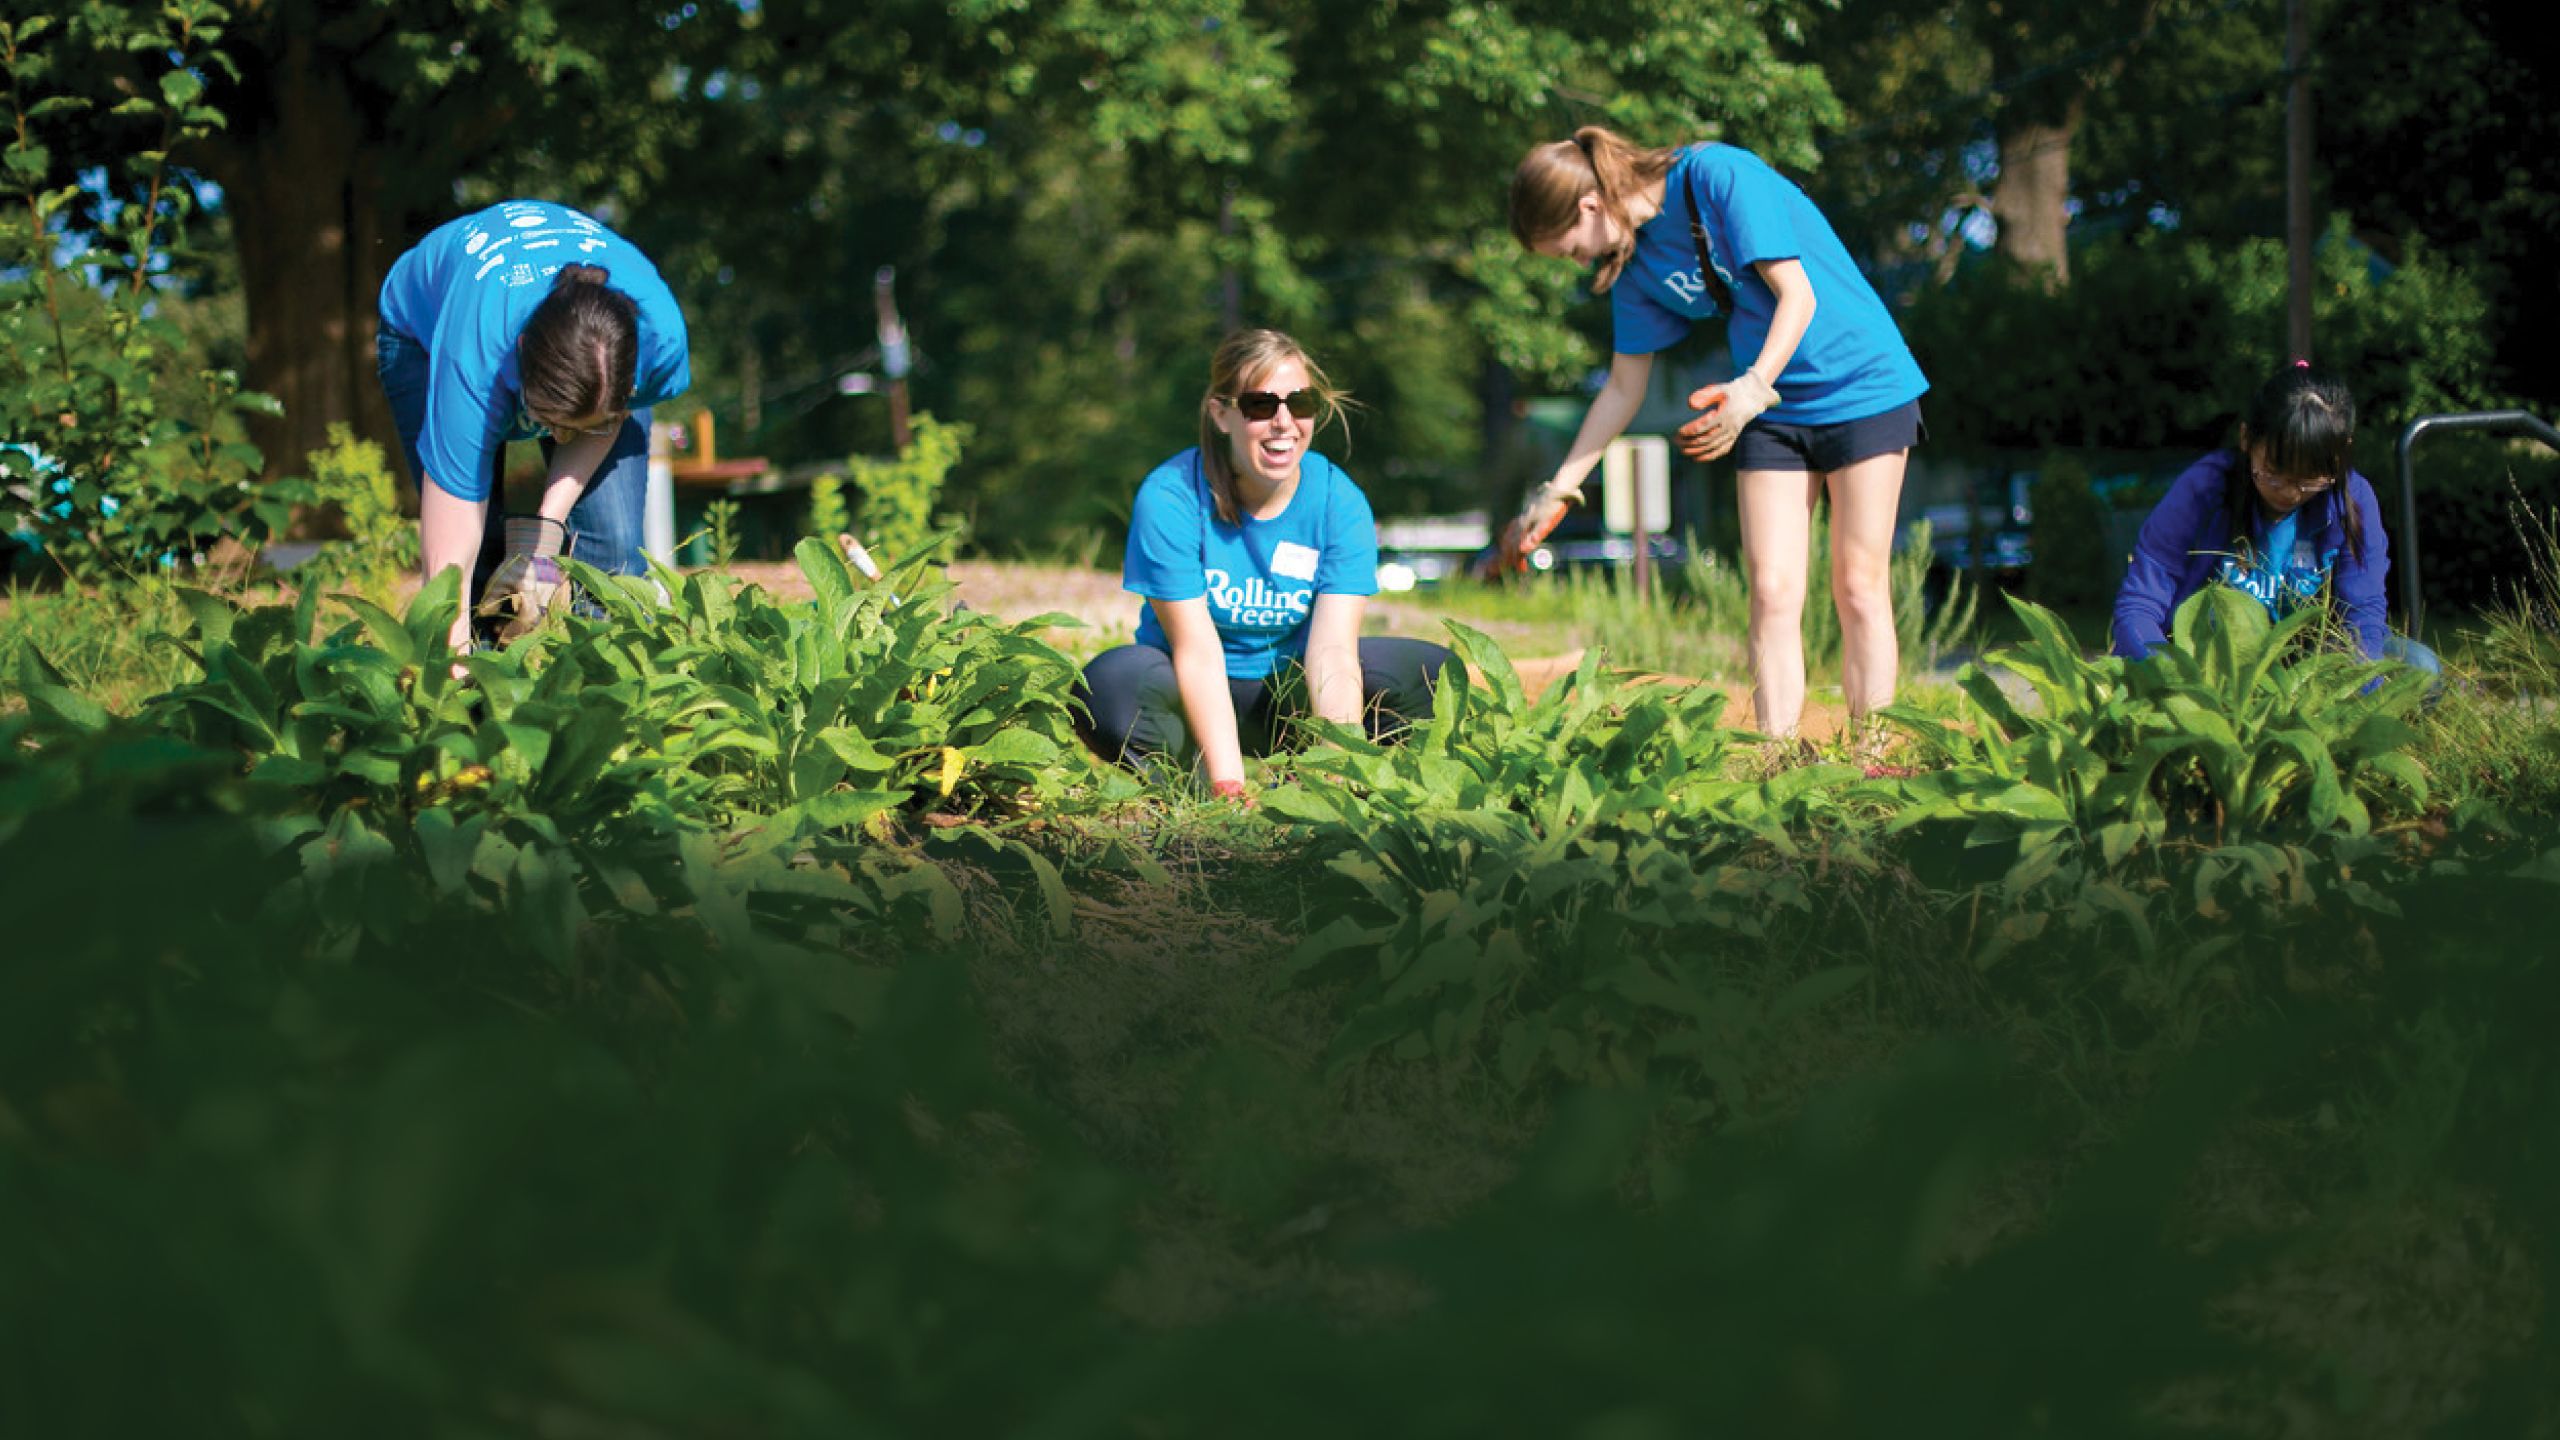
[2216,507,2331,619]
[1123,449,1379,680]
[1611,144,1928,426]
[378,200,691,502]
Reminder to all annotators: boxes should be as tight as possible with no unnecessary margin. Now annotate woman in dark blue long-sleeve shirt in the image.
[2111,363,2436,675]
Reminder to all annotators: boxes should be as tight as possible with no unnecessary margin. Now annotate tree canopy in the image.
[8,0,2552,546]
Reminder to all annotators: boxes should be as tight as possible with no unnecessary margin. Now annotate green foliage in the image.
[2403,436,2560,616]
[0,9,299,583]
[805,469,850,540]
[0,575,202,713]
[1901,216,2498,457]
[293,422,415,598]
[1259,624,1875,1103]
[1879,590,2439,991]
[846,413,967,567]
[1437,518,1977,686]
[1889,590,2432,855]
[2027,452,2114,611]
[703,498,741,570]
[560,539,1091,843]
[0,719,1128,1435]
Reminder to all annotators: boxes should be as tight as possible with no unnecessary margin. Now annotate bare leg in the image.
[1823,448,1911,720]
[1737,467,1823,734]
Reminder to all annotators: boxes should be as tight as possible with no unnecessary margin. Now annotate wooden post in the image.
[2285,0,2315,363]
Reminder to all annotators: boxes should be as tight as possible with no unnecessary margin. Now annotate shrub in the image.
[295,422,415,597]
[848,413,970,566]
[0,12,301,584]
[807,469,851,539]
[2027,452,2114,612]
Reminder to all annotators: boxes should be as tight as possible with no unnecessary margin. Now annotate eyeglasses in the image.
[1227,389,1321,422]
[519,404,628,442]
[2250,459,2336,496]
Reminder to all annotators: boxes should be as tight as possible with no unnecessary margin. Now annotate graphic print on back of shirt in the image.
[462,201,616,292]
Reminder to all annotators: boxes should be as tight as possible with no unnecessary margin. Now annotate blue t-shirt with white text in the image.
[1611,144,1927,426]
[1123,449,1379,680]
[378,199,691,502]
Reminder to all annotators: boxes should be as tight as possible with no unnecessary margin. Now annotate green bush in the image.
[2027,453,2114,612]
[2400,434,2560,617]
[0,12,301,584]
[806,469,851,539]
[295,422,416,598]
[848,413,970,567]
[1902,215,2498,458]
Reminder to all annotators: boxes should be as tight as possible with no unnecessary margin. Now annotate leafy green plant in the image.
[807,468,851,539]
[563,538,1090,845]
[1258,624,1874,1102]
[1887,590,2431,863]
[847,412,969,567]
[292,422,415,598]
[704,497,741,570]
[0,9,302,584]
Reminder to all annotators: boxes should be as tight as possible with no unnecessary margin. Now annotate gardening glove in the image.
[477,515,570,643]
[1491,478,1580,576]
[1677,371,1779,462]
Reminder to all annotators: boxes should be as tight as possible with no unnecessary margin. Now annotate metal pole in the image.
[874,266,912,450]
[2395,411,2560,631]
[2285,0,2314,363]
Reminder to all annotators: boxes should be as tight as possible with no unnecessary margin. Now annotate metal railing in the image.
[2396,410,2560,629]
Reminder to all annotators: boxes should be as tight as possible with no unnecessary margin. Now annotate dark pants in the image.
[1078,636,1454,769]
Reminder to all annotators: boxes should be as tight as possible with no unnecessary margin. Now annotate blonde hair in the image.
[1197,329,1350,525]
[1509,126,1678,293]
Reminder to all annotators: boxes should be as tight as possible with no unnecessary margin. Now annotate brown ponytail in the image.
[1508,126,1678,293]
[518,264,639,429]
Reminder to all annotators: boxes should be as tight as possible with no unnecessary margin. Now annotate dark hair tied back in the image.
[2242,362,2355,486]
[518,266,639,427]
[2231,361,2365,563]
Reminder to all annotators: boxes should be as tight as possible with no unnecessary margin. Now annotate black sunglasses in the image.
[1228,389,1321,422]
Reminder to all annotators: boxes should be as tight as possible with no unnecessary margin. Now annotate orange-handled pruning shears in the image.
[1489,489,1575,577]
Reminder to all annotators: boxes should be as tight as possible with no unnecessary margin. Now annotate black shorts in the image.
[1732,399,1924,473]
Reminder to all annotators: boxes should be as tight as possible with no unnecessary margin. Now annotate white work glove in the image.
[1677,371,1780,462]
[477,515,570,643]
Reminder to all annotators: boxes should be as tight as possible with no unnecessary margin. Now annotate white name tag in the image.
[1270,541,1320,582]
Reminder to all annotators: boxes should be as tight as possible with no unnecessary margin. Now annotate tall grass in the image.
[0,577,201,715]
[2427,493,2560,809]
[1421,519,1977,685]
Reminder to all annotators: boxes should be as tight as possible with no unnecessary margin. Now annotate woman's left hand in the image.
[1677,372,1778,462]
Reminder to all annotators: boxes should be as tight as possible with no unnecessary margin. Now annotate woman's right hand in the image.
[1495,482,1576,573]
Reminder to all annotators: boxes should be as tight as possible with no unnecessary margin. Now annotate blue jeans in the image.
[375,323,652,585]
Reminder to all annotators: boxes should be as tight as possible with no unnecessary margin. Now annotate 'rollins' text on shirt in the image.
[1205,569,1312,628]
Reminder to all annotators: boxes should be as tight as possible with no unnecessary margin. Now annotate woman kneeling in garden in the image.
[1078,329,1452,802]
[2112,361,2438,676]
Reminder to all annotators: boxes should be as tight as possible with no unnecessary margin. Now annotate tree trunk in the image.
[199,30,406,510]
[1990,94,2082,290]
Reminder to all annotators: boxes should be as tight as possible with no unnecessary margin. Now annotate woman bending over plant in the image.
[377,199,692,657]
[1500,127,1930,737]
[2112,362,2437,676]
[1077,329,1452,803]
